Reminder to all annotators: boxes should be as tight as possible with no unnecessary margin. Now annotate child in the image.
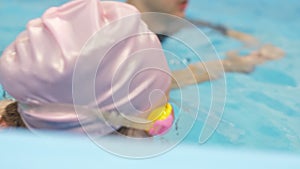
[0,0,174,137]
[0,0,283,137]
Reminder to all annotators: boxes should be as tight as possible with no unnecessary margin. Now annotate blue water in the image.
[0,0,299,154]
[183,0,300,153]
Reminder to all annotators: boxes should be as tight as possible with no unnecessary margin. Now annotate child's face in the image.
[143,0,189,18]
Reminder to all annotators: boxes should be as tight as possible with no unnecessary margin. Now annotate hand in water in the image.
[253,44,285,61]
[171,44,285,88]
[225,44,285,73]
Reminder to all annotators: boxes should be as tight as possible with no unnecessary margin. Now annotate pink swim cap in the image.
[0,0,171,135]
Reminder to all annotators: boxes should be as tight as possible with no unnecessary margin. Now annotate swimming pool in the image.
[183,0,300,153]
[0,0,299,158]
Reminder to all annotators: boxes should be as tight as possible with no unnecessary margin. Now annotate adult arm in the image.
[171,44,285,89]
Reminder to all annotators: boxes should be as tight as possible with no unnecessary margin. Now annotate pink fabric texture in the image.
[0,0,171,135]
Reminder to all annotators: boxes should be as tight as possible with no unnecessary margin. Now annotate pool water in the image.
[183,0,300,153]
[0,0,300,154]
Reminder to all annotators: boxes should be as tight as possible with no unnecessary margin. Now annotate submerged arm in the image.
[171,44,285,89]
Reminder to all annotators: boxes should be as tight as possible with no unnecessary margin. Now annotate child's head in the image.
[0,0,172,135]
[127,0,189,18]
